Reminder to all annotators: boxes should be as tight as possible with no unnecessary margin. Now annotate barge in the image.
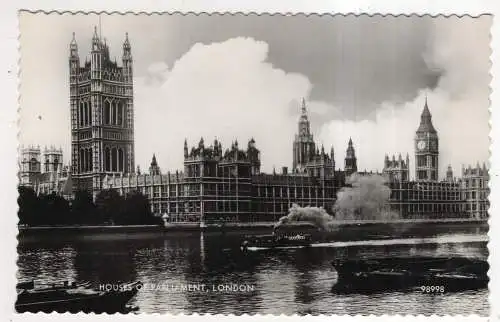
[16,280,142,313]
[331,256,488,294]
[240,222,321,251]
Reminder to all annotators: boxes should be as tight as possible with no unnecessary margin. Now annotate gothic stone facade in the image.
[18,145,72,197]
[102,101,345,223]
[383,99,489,219]
[69,28,135,196]
[102,138,341,224]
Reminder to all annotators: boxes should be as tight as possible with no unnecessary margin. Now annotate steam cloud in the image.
[275,204,336,231]
[275,174,399,230]
[333,174,399,221]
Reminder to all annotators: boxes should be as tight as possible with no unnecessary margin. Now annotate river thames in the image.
[17,224,489,315]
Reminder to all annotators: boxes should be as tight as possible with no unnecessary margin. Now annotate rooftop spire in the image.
[69,32,78,56]
[99,14,102,40]
[417,96,437,133]
[301,98,307,115]
[123,32,131,49]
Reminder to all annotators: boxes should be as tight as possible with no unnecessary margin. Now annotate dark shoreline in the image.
[17,218,488,243]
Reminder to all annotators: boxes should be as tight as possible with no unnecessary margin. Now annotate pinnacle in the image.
[417,97,436,133]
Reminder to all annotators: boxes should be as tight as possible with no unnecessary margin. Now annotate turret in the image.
[344,137,358,176]
[69,32,78,59]
[149,153,161,175]
[247,138,261,175]
[122,32,132,83]
[293,98,316,171]
[446,164,453,182]
[330,146,335,169]
[69,32,80,88]
[91,26,100,51]
[184,139,188,158]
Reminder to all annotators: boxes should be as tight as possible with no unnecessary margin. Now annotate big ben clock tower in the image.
[415,97,439,181]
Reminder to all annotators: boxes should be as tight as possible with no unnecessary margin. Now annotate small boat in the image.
[241,222,320,251]
[241,233,313,251]
[15,280,142,313]
[331,256,488,294]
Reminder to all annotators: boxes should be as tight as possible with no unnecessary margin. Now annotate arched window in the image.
[84,104,88,126]
[54,158,59,172]
[79,149,84,172]
[117,102,123,126]
[111,147,117,172]
[112,101,117,125]
[87,102,92,126]
[86,149,90,172]
[83,149,87,172]
[88,148,92,172]
[79,103,84,126]
[30,158,38,172]
[118,148,124,172]
[105,147,110,171]
[104,101,110,125]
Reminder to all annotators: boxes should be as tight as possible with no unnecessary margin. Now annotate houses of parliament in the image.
[18,30,489,223]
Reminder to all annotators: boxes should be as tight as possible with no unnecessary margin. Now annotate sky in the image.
[19,13,491,179]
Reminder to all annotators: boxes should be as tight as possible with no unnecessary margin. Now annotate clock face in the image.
[417,140,426,150]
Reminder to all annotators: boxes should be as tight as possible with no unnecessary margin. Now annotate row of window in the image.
[104,147,126,172]
[463,178,488,188]
[103,100,125,126]
[151,200,324,217]
[390,190,461,201]
[104,132,123,140]
[417,170,438,181]
[76,100,128,127]
[78,148,93,173]
[393,203,461,214]
[416,155,438,167]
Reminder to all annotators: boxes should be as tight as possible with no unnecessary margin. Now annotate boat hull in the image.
[16,282,141,313]
[241,234,312,250]
[332,257,488,294]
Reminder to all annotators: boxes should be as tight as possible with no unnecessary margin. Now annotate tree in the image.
[38,192,71,225]
[71,190,98,224]
[17,186,39,225]
[95,189,125,225]
[121,190,161,225]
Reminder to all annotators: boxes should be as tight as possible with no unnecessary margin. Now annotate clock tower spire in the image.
[293,98,316,172]
[415,97,439,181]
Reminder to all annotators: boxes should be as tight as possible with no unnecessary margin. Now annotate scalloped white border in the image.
[2,1,499,322]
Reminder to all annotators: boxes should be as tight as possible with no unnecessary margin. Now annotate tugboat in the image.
[241,222,320,251]
[15,280,142,313]
[331,256,488,294]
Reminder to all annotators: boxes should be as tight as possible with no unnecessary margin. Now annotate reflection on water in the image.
[17,228,489,315]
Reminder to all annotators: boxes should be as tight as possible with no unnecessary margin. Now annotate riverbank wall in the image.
[17,218,488,244]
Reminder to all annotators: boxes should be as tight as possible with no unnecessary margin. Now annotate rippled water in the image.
[17,227,489,315]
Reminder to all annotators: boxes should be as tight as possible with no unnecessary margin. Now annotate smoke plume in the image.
[275,204,336,231]
[333,174,399,221]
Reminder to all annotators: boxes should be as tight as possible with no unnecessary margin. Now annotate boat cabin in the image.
[273,222,320,239]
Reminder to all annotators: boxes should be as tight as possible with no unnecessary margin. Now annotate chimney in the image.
[282,166,288,175]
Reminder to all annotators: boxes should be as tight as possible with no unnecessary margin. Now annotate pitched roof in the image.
[416,99,437,133]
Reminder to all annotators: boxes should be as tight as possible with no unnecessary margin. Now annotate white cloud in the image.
[135,37,312,173]
[317,19,490,179]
